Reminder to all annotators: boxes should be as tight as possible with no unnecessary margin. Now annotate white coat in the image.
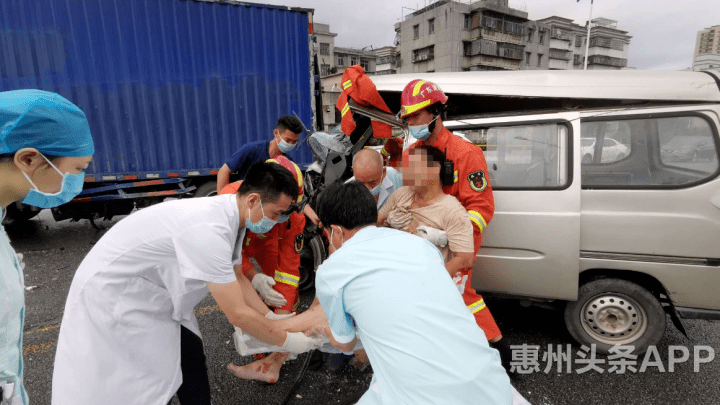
[52,195,244,405]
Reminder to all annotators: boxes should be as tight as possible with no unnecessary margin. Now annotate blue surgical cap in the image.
[0,89,94,157]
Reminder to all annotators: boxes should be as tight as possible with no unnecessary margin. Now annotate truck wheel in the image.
[194,182,218,198]
[582,154,593,164]
[299,233,325,292]
[564,278,666,355]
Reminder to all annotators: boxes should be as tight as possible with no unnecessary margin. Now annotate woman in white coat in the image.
[51,162,321,405]
[1,90,94,405]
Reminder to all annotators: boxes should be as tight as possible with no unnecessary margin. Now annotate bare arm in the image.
[445,252,475,278]
[216,164,233,192]
[208,281,286,347]
[325,325,357,353]
[304,204,322,227]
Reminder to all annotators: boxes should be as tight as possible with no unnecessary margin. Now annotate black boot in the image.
[490,339,513,374]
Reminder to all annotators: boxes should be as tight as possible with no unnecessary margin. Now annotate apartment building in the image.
[523,17,631,71]
[693,25,720,71]
[395,0,529,73]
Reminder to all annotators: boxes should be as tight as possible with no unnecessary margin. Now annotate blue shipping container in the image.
[0,0,316,181]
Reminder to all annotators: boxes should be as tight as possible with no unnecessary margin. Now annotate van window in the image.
[581,115,719,188]
[454,123,569,189]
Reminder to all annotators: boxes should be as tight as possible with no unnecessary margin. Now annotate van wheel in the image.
[564,278,665,355]
[194,182,218,198]
[581,154,593,164]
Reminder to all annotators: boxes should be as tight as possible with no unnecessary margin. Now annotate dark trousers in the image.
[175,325,212,405]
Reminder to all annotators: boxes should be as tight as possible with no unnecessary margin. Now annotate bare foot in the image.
[227,352,289,384]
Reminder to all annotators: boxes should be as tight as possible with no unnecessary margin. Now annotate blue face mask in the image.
[278,214,290,223]
[369,184,381,197]
[408,116,438,141]
[21,154,85,209]
[245,197,278,234]
[276,132,296,154]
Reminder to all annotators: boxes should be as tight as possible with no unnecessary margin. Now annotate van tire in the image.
[582,154,593,164]
[564,278,665,355]
[194,182,218,198]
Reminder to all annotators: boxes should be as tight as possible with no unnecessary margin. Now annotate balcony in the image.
[589,36,625,51]
[549,49,572,61]
[573,54,584,65]
[412,46,434,63]
[588,54,627,67]
[480,15,525,37]
[550,28,572,41]
[468,39,524,60]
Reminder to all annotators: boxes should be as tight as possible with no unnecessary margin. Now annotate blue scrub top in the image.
[316,226,512,405]
[225,140,273,179]
[0,210,28,405]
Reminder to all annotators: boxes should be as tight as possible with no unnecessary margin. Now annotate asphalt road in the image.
[6,210,720,405]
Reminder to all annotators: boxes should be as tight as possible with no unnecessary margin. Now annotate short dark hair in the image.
[238,162,299,203]
[0,152,62,163]
[409,145,446,167]
[316,181,377,230]
[276,115,304,135]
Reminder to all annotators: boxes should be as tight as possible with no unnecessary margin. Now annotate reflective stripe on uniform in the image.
[468,298,486,314]
[341,102,350,117]
[274,270,300,287]
[292,299,300,311]
[401,99,432,117]
[342,80,353,90]
[468,210,487,233]
[454,170,458,183]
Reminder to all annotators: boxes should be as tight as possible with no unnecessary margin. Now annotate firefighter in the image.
[399,79,511,370]
[218,156,307,383]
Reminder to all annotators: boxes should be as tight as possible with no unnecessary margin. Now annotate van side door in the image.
[447,111,582,300]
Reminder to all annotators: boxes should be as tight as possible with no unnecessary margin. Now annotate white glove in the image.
[265,311,296,320]
[251,273,287,308]
[416,226,448,247]
[280,332,323,354]
[387,207,413,229]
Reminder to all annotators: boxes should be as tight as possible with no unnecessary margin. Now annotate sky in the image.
[258,0,720,70]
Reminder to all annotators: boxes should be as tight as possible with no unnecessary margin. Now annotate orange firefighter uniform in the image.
[219,181,305,312]
[335,65,393,139]
[401,79,501,341]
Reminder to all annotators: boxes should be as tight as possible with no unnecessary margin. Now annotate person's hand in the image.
[251,274,287,307]
[304,205,323,228]
[387,207,413,229]
[265,311,296,320]
[415,226,448,247]
[280,332,323,354]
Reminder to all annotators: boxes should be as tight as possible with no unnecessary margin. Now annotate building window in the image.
[463,41,472,56]
[537,54,543,67]
[464,14,472,30]
[360,59,369,71]
[525,52,531,66]
[527,28,534,42]
[538,30,545,44]
[413,24,419,39]
[428,18,435,34]
[412,45,435,63]
[351,56,359,66]
[320,64,330,76]
[320,42,330,56]
[337,56,344,66]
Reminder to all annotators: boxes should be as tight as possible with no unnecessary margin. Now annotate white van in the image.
[361,70,720,354]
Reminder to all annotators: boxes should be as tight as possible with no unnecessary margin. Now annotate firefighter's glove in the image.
[280,332,323,354]
[251,273,287,308]
[387,207,413,230]
[416,226,448,248]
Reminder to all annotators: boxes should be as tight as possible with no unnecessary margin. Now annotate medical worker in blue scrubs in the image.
[314,181,512,405]
[0,90,94,405]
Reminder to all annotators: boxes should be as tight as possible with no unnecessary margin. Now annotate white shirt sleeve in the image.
[172,223,238,285]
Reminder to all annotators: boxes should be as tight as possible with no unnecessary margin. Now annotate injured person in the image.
[377,144,476,286]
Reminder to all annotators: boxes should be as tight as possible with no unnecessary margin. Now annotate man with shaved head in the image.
[349,148,403,209]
